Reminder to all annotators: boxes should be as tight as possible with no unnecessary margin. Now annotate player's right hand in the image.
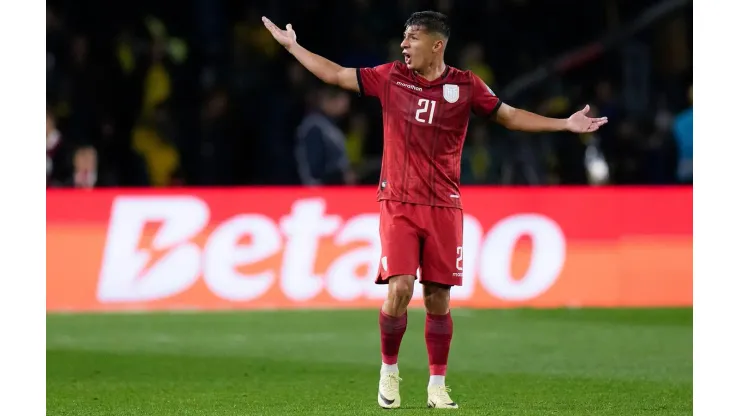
[262,17,297,52]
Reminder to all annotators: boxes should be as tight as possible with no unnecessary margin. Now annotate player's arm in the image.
[495,104,568,132]
[262,17,358,92]
[289,44,359,92]
[496,103,607,133]
[470,74,608,134]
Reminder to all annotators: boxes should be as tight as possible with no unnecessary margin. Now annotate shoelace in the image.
[381,374,402,390]
[431,385,453,401]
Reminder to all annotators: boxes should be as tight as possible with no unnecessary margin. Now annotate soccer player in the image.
[263,11,607,410]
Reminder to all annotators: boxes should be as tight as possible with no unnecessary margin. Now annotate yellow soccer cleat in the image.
[427,384,459,409]
[377,372,402,409]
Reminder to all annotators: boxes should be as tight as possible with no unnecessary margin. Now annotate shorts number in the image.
[415,98,437,124]
[455,246,463,271]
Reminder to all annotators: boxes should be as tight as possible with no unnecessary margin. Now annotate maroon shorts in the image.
[376,200,464,287]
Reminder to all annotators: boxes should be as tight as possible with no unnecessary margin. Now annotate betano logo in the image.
[97,196,566,304]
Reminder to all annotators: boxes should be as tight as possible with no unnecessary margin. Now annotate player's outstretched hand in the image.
[262,17,297,51]
[566,105,608,133]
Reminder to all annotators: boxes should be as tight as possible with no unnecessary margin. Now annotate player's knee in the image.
[423,283,451,315]
[388,275,415,302]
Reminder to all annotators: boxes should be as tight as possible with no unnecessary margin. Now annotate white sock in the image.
[429,375,445,387]
[381,363,399,374]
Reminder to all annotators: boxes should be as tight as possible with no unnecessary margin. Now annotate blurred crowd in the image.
[46,0,693,189]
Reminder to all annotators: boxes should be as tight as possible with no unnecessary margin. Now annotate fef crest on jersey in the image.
[442,84,459,103]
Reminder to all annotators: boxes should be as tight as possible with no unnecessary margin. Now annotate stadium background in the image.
[46,0,693,414]
[46,0,692,188]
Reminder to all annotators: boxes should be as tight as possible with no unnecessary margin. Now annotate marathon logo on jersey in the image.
[443,84,459,103]
[396,81,422,92]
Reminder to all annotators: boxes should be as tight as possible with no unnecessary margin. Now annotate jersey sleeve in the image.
[356,63,395,98]
[470,74,502,118]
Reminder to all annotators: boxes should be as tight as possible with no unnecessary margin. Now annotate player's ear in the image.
[433,38,445,53]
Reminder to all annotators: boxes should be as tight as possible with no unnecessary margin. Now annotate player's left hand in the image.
[262,17,298,52]
[566,105,608,133]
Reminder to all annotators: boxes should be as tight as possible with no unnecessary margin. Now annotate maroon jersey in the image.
[357,61,502,208]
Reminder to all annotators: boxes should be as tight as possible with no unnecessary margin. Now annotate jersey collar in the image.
[411,65,450,87]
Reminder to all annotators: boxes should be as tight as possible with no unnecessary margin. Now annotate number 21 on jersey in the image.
[415,98,437,124]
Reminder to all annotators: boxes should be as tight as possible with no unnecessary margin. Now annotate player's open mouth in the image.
[402,52,411,64]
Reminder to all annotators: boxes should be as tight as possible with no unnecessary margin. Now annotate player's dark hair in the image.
[405,11,450,39]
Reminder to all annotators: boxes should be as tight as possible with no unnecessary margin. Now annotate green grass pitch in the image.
[47,308,692,415]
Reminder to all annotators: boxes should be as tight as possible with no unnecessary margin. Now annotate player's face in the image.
[401,26,440,71]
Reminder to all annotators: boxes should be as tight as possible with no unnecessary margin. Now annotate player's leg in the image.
[376,201,421,409]
[377,274,415,409]
[419,206,463,409]
[380,274,415,374]
[423,283,457,409]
